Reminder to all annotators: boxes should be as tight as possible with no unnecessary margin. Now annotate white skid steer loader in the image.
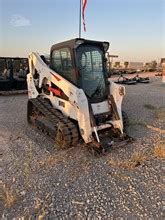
[27,38,129,153]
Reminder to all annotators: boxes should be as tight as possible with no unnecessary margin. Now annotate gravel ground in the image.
[0,73,164,219]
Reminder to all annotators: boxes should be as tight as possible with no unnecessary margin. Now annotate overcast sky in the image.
[0,0,164,62]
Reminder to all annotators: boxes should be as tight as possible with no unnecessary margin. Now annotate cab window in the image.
[51,48,76,84]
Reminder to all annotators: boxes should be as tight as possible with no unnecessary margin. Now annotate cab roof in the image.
[50,38,109,52]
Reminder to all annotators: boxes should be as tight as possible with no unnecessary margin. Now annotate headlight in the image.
[119,86,125,96]
[75,39,85,48]
[103,42,109,52]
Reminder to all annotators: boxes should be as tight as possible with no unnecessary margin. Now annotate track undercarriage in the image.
[27,97,132,154]
[27,97,79,148]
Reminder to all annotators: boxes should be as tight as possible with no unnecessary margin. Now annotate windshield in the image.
[76,45,107,101]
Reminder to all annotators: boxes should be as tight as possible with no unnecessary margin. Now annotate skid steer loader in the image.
[27,38,129,153]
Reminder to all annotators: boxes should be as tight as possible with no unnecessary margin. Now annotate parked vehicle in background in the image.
[0,57,28,93]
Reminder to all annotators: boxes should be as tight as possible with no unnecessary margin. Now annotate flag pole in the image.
[79,0,81,38]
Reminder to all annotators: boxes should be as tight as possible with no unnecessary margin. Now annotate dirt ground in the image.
[0,72,164,219]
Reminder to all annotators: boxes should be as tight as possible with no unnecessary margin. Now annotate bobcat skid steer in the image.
[27,38,129,153]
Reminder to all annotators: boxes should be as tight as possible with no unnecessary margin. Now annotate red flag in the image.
[82,0,87,32]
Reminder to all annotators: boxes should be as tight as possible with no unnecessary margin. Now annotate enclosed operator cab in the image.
[50,38,109,103]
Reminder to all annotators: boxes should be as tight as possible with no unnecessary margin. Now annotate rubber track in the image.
[28,97,79,147]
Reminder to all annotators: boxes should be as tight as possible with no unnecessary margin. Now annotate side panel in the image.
[109,80,125,133]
